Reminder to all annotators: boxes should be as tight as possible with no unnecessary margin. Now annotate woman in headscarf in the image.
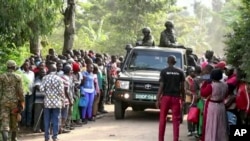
[200,69,228,141]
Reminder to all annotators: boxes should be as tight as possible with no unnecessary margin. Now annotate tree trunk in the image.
[62,0,76,55]
[29,33,41,56]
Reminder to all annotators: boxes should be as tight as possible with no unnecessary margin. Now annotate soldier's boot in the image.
[1,131,9,141]
[11,132,18,141]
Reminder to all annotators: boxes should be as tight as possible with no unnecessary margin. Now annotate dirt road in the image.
[19,105,197,141]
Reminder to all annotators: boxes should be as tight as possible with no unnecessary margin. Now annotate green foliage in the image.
[47,0,228,57]
[169,8,211,55]
[47,0,176,55]
[224,0,250,81]
[0,44,31,93]
[0,44,30,73]
[0,0,62,53]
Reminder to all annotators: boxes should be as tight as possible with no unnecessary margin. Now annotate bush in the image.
[0,43,31,93]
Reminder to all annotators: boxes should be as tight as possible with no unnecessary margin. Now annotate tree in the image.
[62,0,76,54]
[71,0,175,54]
[224,0,250,81]
[0,0,62,55]
[168,6,211,55]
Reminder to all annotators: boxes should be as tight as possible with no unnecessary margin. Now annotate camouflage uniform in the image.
[0,60,24,141]
[159,30,177,47]
[137,27,155,47]
[159,21,177,47]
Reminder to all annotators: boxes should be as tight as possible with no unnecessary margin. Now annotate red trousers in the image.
[159,95,181,141]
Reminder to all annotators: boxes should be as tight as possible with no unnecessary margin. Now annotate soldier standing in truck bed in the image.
[0,60,25,141]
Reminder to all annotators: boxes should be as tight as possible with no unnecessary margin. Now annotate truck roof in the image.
[132,46,186,54]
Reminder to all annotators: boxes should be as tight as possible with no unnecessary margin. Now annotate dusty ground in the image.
[18,105,197,141]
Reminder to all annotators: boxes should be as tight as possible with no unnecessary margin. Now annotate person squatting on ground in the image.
[0,60,25,141]
[156,55,185,141]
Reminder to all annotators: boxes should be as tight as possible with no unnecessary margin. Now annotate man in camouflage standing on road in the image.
[0,60,25,141]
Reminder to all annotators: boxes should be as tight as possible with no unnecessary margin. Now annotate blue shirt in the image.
[80,71,95,94]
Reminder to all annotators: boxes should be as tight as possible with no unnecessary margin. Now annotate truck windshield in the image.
[127,50,182,71]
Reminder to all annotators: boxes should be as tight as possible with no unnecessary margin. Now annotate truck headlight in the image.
[116,80,130,89]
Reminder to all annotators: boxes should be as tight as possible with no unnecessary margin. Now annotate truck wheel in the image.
[114,100,125,119]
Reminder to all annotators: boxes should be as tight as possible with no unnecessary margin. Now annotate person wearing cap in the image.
[0,60,25,141]
[156,55,185,141]
[214,61,227,82]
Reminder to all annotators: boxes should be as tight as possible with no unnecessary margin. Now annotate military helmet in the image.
[165,21,174,28]
[186,47,193,54]
[6,60,17,68]
[142,27,151,33]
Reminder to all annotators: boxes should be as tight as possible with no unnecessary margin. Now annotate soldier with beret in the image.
[0,60,25,141]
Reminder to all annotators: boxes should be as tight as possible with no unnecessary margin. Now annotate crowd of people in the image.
[1,43,250,141]
[2,18,250,141]
[157,49,250,141]
[0,48,122,141]
[183,50,250,141]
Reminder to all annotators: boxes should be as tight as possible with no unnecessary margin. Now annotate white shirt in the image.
[23,70,35,95]
[220,73,228,82]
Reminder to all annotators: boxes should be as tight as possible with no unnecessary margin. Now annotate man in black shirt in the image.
[156,55,185,141]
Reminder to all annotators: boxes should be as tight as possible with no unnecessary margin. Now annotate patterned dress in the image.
[201,81,228,141]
